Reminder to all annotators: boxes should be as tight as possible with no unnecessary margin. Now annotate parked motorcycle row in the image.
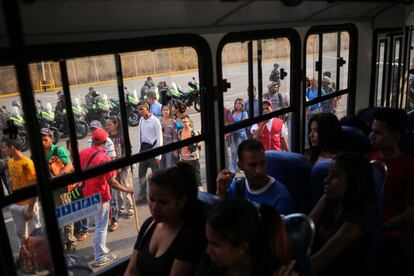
[0,77,200,152]
[158,77,201,112]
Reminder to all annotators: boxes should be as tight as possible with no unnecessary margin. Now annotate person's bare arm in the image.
[108,177,133,194]
[311,222,362,273]
[216,169,235,199]
[309,194,326,225]
[124,249,140,276]
[382,205,414,232]
[169,259,193,276]
[252,122,267,140]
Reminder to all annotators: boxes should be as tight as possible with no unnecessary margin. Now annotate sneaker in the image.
[119,206,126,215]
[108,221,119,232]
[127,209,134,218]
[77,232,89,241]
[65,242,77,254]
[95,253,116,267]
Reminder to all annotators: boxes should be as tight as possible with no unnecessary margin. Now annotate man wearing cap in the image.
[87,120,116,159]
[250,100,288,151]
[41,128,76,252]
[87,120,119,231]
[269,63,281,85]
[136,102,163,203]
[263,81,287,111]
[80,127,134,267]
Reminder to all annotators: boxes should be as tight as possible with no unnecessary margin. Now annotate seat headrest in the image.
[339,125,367,153]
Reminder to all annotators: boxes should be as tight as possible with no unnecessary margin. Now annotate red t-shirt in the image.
[368,152,414,248]
[80,145,117,204]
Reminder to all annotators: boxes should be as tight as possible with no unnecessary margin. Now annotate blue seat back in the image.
[265,151,312,213]
[197,191,221,217]
[284,213,315,276]
[339,125,368,153]
[310,159,333,209]
[357,107,379,127]
[370,160,387,223]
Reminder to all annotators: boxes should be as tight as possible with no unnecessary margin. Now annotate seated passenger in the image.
[195,199,297,276]
[124,162,206,276]
[251,100,288,151]
[310,153,376,275]
[216,139,294,215]
[367,107,414,275]
[305,112,342,165]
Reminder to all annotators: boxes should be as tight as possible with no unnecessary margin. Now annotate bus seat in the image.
[400,130,414,157]
[357,107,379,127]
[338,125,368,153]
[370,160,387,223]
[198,191,221,216]
[283,213,315,276]
[265,151,312,213]
[310,159,333,209]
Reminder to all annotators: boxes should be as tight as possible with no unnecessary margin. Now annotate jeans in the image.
[230,133,246,172]
[160,152,175,169]
[117,168,133,209]
[110,188,119,223]
[9,202,41,247]
[94,201,110,261]
[138,157,158,197]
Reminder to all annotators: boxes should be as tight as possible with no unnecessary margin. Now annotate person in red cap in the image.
[79,127,134,267]
[250,100,288,151]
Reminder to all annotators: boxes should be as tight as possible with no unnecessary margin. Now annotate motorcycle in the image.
[0,102,30,152]
[54,98,89,140]
[169,77,201,112]
[108,89,140,126]
[83,94,111,126]
[36,100,60,144]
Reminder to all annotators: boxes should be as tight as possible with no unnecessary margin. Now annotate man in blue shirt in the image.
[216,139,294,215]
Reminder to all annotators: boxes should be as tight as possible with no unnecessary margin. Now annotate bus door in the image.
[373,30,405,108]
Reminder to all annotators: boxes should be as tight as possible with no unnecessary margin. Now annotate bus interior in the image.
[0,0,413,275]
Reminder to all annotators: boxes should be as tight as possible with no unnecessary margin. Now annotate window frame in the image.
[216,28,302,169]
[0,33,215,275]
[303,24,358,151]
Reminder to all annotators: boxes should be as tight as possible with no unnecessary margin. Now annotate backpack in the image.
[48,146,66,177]
[178,128,201,153]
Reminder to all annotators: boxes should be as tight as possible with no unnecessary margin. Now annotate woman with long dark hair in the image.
[196,199,297,276]
[310,153,377,275]
[124,162,206,276]
[306,112,342,164]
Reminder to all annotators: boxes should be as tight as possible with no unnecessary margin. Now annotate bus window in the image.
[306,34,319,102]
[375,41,387,107]
[3,199,54,274]
[322,32,338,93]
[221,38,291,121]
[339,32,350,91]
[119,47,202,155]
